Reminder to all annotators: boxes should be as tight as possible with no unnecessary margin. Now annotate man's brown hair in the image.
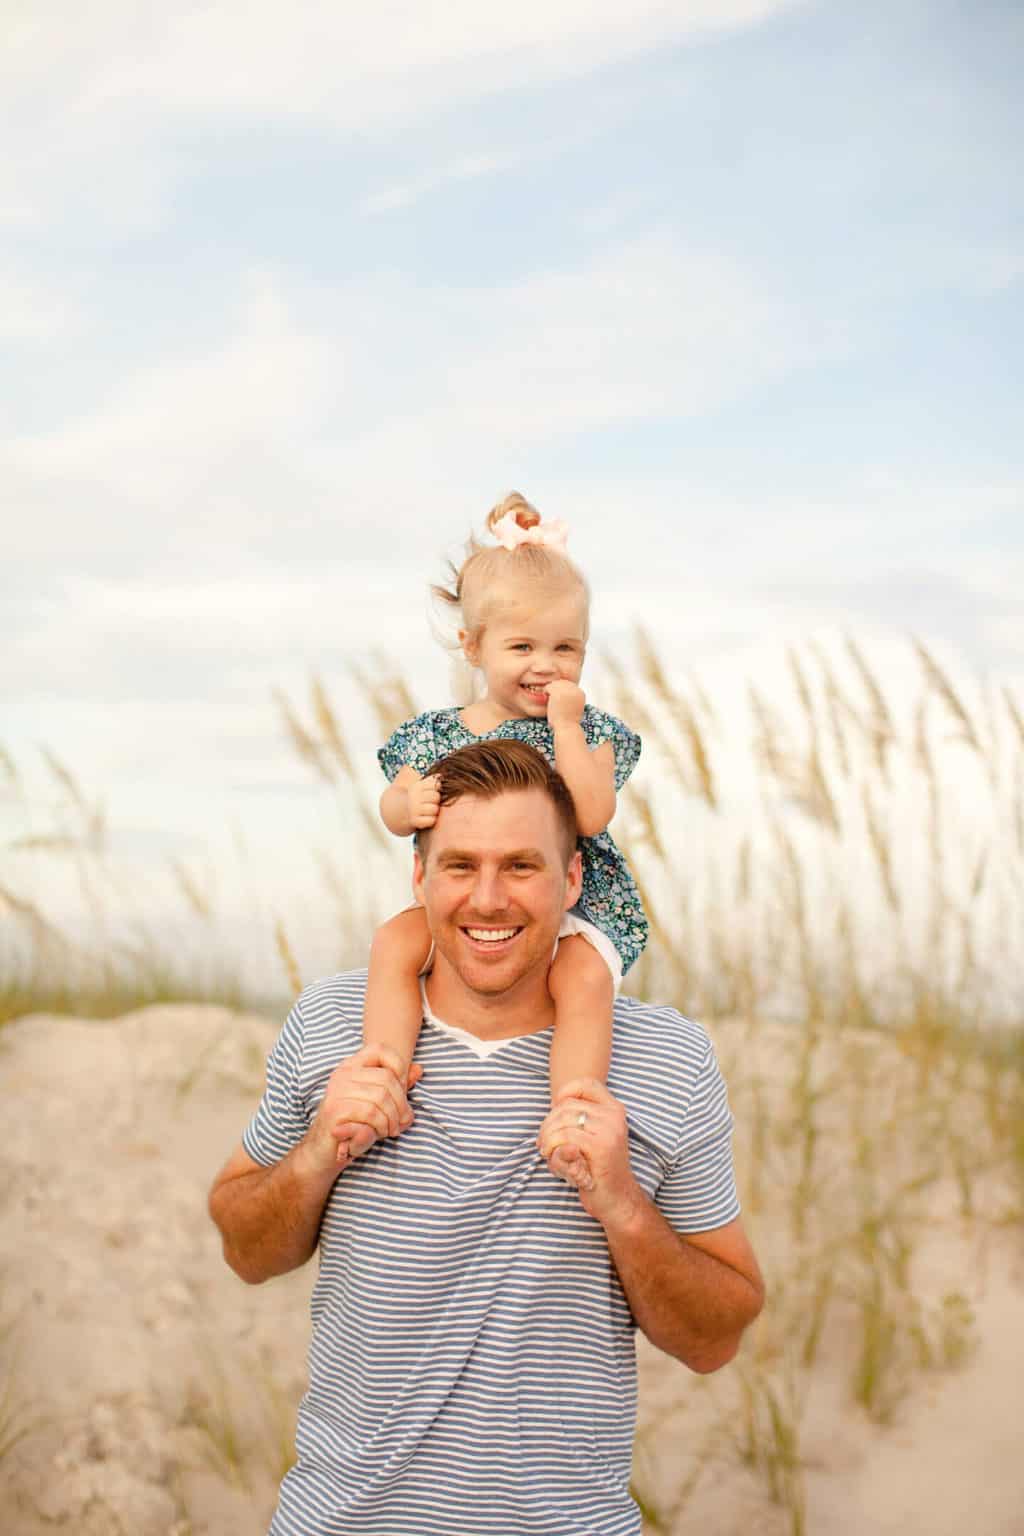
[415,739,578,865]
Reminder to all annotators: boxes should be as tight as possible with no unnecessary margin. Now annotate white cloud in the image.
[4,273,333,506]
[0,233,843,564]
[0,271,83,342]
[359,151,528,215]
[4,3,795,124]
[0,1,798,231]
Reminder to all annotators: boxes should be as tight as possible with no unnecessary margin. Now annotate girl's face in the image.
[462,590,587,722]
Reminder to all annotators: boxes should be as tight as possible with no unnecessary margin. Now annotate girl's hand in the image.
[406,774,441,828]
[545,679,586,731]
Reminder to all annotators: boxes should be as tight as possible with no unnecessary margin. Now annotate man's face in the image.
[412,789,582,998]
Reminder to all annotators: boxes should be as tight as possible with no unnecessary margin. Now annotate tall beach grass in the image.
[2,629,1022,1530]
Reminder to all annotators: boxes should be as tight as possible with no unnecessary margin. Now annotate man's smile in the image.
[460,923,524,954]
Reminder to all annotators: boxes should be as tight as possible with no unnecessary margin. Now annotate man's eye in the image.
[510,862,536,872]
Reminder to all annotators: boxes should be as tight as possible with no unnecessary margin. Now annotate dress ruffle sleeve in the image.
[581,707,642,792]
[376,713,440,782]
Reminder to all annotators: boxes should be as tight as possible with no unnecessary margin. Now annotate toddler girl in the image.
[336,493,648,1182]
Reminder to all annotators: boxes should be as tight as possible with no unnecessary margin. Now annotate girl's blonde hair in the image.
[432,492,591,642]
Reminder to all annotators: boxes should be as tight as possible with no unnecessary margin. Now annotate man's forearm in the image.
[602,1192,764,1372]
[209,1137,339,1285]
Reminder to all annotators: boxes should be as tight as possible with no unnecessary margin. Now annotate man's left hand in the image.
[537,1077,644,1228]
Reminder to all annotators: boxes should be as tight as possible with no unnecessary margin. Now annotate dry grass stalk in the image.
[749,685,788,782]
[862,783,900,913]
[687,669,718,729]
[273,687,336,785]
[624,784,667,864]
[750,684,838,832]
[735,838,752,905]
[311,673,355,777]
[348,653,418,742]
[171,859,213,919]
[808,643,853,779]
[274,919,303,998]
[1002,687,1024,749]
[844,635,896,779]
[634,628,717,808]
[913,639,983,755]
[800,742,840,833]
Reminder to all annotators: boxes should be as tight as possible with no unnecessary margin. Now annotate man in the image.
[209,739,764,1536]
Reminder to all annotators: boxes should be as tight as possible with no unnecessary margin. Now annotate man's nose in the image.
[470,866,507,913]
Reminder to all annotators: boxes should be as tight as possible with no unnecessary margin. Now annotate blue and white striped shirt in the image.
[243,970,740,1536]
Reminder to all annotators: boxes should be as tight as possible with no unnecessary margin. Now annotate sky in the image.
[2,0,1022,960]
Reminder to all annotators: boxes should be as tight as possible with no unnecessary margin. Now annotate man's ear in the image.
[564,849,583,910]
[412,848,426,906]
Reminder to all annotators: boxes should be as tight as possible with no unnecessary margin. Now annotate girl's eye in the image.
[511,643,531,652]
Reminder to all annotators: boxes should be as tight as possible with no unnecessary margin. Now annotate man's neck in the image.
[423,958,556,1041]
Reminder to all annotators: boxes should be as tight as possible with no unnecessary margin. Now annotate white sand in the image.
[1,1005,1021,1534]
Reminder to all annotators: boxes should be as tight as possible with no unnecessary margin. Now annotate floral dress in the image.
[377,705,649,974]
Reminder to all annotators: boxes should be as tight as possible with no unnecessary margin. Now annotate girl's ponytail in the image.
[485,492,541,539]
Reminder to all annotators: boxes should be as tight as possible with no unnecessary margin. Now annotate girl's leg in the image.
[336,906,432,1164]
[545,935,614,1189]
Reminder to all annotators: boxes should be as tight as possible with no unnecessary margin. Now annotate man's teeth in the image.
[466,927,518,942]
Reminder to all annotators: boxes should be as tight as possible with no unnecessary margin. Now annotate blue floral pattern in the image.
[378,705,649,973]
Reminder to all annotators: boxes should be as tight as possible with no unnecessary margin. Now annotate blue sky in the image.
[2,0,1022,899]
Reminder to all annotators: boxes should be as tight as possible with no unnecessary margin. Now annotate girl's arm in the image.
[546,683,617,836]
[380,765,441,837]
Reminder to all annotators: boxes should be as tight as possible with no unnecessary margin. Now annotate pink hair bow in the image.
[492,512,570,554]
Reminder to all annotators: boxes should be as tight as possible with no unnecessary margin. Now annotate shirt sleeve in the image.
[242,998,312,1166]
[583,707,642,792]
[655,1041,741,1233]
[377,714,438,782]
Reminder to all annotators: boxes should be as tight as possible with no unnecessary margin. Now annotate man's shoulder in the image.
[610,994,715,1090]
[289,969,368,1037]
[613,993,711,1052]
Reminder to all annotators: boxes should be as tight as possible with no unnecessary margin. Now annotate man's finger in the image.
[341,1064,412,1128]
[332,1080,404,1136]
[331,1098,391,1139]
[355,1043,409,1078]
[552,1076,613,1105]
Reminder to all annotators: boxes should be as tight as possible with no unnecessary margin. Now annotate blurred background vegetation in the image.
[2,630,1022,1533]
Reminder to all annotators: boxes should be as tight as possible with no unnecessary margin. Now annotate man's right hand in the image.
[303,1045,423,1174]
[406,774,441,829]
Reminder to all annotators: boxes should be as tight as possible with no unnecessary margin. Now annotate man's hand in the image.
[308,1045,422,1172]
[537,1077,643,1226]
[406,774,441,829]
[544,680,586,733]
